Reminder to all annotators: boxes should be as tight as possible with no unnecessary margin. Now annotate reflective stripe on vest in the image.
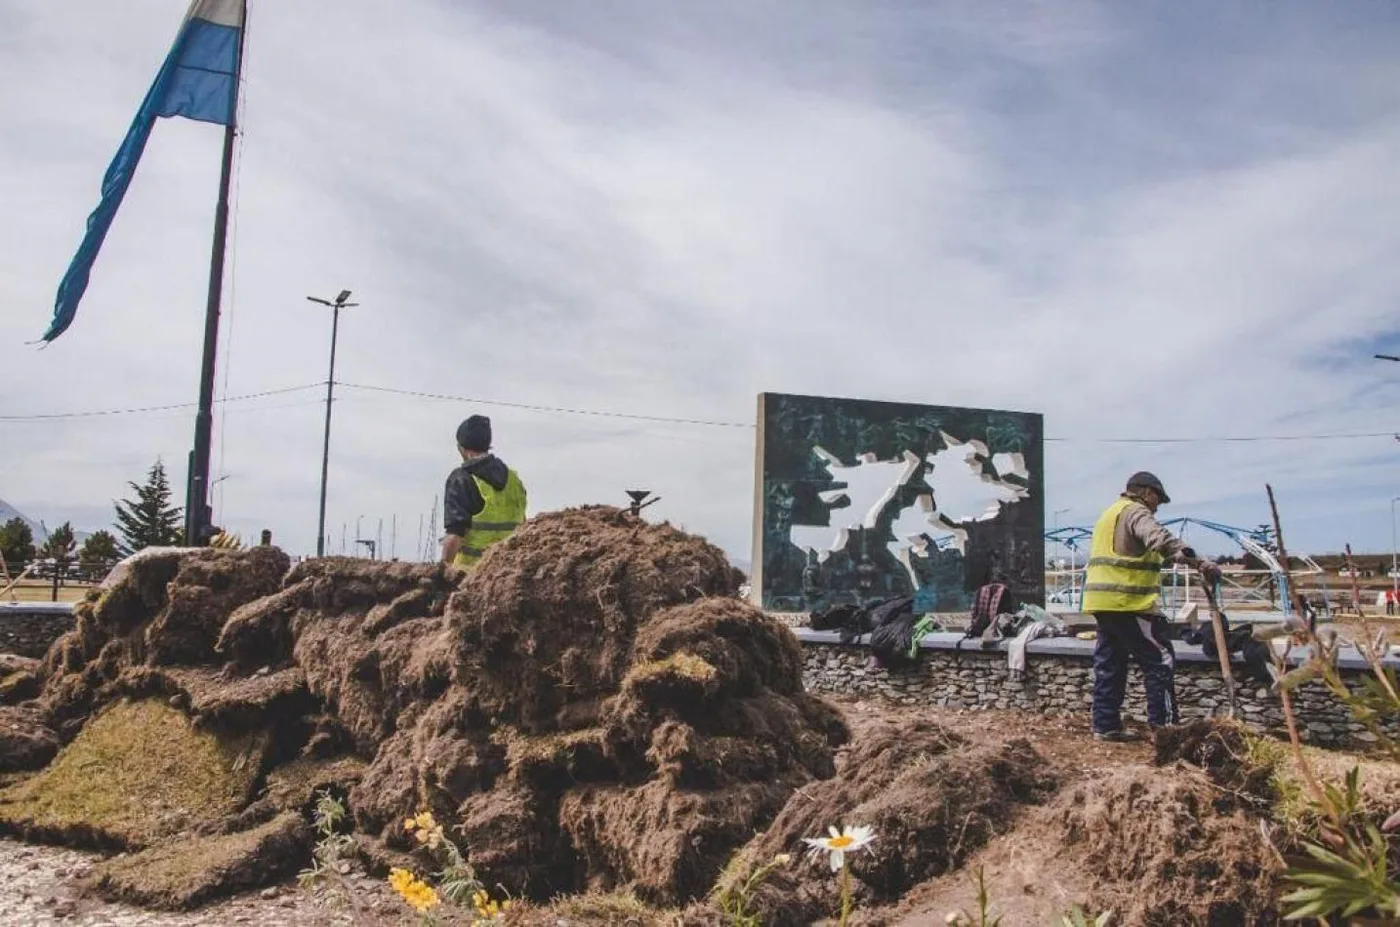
[1081,497,1164,613]
[453,468,527,570]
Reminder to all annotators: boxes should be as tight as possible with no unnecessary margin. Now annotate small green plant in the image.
[299,789,355,887]
[712,852,791,926]
[1264,542,1400,921]
[1058,903,1113,926]
[944,865,1001,926]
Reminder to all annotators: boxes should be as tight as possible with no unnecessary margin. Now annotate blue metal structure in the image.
[1044,515,1322,617]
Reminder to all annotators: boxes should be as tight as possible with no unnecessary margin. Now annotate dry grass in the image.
[2,581,88,604]
[0,698,267,849]
[622,652,718,687]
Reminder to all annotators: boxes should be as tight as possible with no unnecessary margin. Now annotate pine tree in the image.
[79,530,121,578]
[39,522,76,568]
[0,517,35,570]
[114,459,184,554]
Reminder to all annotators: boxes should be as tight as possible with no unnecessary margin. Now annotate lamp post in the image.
[308,290,358,558]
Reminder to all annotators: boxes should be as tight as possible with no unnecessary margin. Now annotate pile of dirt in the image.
[39,546,289,737]
[447,505,746,732]
[80,810,310,909]
[1056,767,1281,925]
[1153,718,1275,802]
[0,507,846,911]
[716,717,1057,927]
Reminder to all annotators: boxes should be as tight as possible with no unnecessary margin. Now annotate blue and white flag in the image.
[41,0,246,343]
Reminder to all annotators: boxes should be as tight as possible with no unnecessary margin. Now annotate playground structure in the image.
[1044,516,1328,621]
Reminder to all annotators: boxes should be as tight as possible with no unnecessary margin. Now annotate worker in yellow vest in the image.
[440,415,528,569]
[1082,471,1220,742]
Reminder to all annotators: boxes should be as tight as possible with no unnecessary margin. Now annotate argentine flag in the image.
[41,0,246,343]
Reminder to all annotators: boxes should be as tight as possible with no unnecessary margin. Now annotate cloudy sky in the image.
[2,0,1399,563]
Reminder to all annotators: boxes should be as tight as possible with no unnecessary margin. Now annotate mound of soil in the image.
[40,547,289,734]
[1154,718,1274,801]
[80,810,310,909]
[447,506,745,732]
[0,699,268,850]
[217,558,459,753]
[1057,768,1280,926]
[2,507,843,911]
[724,717,1056,927]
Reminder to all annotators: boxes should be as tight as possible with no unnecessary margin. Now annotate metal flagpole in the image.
[185,0,249,546]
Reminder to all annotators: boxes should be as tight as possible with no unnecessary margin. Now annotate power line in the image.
[3,378,1398,445]
[1044,431,1400,445]
[0,383,323,422]
[336,382,756,428]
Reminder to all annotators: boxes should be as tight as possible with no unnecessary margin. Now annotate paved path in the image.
[0,837,406,926]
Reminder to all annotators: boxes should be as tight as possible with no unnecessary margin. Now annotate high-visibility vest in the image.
[1082,496,1164,613]
[453,469,527,569]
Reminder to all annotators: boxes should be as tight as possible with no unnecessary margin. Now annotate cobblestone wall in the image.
[0,610,74,659]
[802,642,1398,748]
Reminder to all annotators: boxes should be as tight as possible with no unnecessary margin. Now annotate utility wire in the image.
[338,382,1400,444]
[336,382,756,429]
[3,379,1397,445]
[0,383,323,421]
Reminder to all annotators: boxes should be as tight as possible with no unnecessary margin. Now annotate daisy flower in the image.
[803,824,876,872]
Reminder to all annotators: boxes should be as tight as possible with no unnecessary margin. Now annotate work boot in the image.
[1092,729,1140,743]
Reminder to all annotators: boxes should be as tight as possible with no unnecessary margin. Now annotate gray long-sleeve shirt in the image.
[1110,494,1188,561]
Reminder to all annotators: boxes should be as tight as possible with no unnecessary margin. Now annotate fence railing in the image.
[2,557,122,601]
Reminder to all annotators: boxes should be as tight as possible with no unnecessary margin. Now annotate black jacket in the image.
[443,454,511,538]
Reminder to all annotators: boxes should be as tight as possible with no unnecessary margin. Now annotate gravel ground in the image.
[0,837,409,927]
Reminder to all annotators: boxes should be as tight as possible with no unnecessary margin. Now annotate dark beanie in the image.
[456,415,492,452]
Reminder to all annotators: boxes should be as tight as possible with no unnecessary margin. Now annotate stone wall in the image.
[801,640,1398,749]
[0,607,75,659]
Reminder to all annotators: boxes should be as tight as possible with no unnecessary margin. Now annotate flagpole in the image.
[185,1,248,546]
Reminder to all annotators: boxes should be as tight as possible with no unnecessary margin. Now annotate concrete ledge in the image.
[0,602,77,616]
[790,626,1399,672]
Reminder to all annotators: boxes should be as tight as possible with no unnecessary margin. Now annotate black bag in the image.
[867,596,919,669]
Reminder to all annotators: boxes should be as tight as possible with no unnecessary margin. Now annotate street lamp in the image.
[308,289,358,558]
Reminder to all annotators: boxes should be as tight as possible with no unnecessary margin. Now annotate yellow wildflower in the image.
[404,810,446,850]
[388,866,440,914]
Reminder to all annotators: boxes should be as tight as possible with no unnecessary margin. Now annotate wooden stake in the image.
[1202,579,1240,718]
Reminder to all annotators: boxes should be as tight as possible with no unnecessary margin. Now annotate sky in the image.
[2,0,1399,565]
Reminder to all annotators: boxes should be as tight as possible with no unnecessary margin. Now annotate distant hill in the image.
[0,498,45,540]
[0,498,93,546]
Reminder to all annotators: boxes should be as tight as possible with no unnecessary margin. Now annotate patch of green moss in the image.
[548,890,678,925]
[0,698,267,848]
[623,652,717,687]
[82,810,310,909]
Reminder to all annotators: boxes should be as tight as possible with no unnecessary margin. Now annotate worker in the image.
[1082,471,1221,742]
[440,415,527,569]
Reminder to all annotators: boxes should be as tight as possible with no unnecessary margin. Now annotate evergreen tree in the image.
[0,517,35,570]
[114,459,184,554]
[39,522,76,569]
[79,530,121,577]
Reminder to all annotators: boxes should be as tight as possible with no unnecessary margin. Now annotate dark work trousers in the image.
[1091,612,1178,733]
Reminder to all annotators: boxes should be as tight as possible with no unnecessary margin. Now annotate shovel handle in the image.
[1203,581,1240,718]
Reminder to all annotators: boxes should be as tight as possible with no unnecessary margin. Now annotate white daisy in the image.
[803,824,876,872]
